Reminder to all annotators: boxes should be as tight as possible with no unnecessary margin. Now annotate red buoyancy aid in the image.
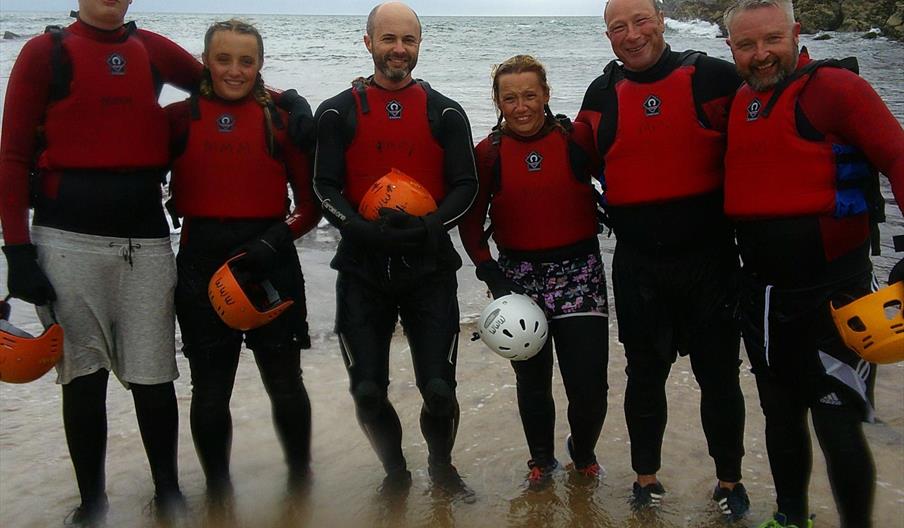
[343,82,446,208]
[604,65,725,206]
[490,130,598,251]
[170,97,289,218]
[40,28,170,171]
[725,73,837,218]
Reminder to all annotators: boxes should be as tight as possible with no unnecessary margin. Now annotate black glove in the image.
[230,222,292,281]
[2,244,56,306]
[277,89,315,150]
[475,260,523,299]
[890,258,904,286]
[891,235,904,285]
[339,213,425,253]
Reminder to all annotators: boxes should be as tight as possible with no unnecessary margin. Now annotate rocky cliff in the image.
[663,0,904,39]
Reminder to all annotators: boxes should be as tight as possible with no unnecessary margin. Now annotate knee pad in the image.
[422,378,456,417]
[352,381,386,421]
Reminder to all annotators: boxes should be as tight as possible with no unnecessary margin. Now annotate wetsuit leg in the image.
[249,344,312,484]
[510,338,556,466]
[398,271,461,467]
[811,399,874,528]
[623,346,671,476]
[186,346,241,496]
[62,369,109,509]
[335,271,406,474]
[175,247,244,497]
[753,370,812,526]
[131,382,182,499]
[686,327,745,482]
[552,315,609,468]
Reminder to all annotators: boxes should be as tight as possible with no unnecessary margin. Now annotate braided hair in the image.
[201,19,277,157]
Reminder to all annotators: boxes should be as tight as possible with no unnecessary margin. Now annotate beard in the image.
[375,51,418,82]
[740,46,799,92]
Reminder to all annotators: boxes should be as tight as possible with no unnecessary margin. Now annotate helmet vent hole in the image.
[846,316,867,332]
[499,346,510,351]
[533,321,540,333]
[883,300,902,320]
[519,319,527,331]
[503,329,513,338]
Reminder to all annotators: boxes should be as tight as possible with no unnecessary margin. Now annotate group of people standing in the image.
[1,1,901,528]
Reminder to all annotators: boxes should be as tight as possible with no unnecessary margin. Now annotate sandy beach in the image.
[1,227,902,528]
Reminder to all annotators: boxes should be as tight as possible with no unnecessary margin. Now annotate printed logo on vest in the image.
[216,114,236,133]
[746,98,762,121]
[525,151,543,172]
[386,100,403,120]
[643,95,661,117]
[107,53,127,75]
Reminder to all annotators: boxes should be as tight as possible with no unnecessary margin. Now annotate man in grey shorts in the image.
[0,0,201,524]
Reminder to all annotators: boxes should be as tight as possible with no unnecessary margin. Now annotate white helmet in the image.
[478,294,549,361]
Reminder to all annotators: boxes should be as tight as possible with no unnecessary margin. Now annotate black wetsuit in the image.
[313,78,478,474]
[577,48,746,482]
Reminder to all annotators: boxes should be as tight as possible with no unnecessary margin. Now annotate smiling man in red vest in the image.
[724,1,904,527]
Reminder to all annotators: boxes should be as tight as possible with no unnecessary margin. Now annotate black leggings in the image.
[335,270,461,474]
[511,315,609,468]
[62,369,181,507]
[623,323,745,482]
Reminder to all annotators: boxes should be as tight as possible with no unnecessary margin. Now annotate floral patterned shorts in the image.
[498,251,609,319]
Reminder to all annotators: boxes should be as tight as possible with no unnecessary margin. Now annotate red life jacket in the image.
[343,80,446,208]
[39,25,170,171]
[487,127,598,252]
[170,96,289,219]
[725,58,875,221]
[604,63,725,206]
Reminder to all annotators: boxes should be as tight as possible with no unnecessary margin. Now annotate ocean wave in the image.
[664,17,722,38]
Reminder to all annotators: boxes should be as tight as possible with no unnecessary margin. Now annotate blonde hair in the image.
[200,19,278,157]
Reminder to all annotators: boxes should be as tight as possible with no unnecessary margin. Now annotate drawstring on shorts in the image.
[109,238,142,268]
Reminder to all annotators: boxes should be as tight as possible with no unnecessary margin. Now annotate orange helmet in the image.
[358,168,438,221]
[0,297,63,384]
[208,255,294,331]
[830,281,904,364]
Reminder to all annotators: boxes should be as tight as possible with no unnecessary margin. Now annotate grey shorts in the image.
[32,226,178,387]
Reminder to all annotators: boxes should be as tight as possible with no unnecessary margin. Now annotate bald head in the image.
[366,2,422,38]
[604,0,662,23]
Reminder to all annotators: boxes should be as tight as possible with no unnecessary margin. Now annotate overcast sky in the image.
[0,0,608,16]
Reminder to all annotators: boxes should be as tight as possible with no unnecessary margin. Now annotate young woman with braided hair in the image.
[163,19,321,511]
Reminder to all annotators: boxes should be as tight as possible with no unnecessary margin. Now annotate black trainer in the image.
[378,468,413,497]
[63,496,109,527]
[712,482,750,520]
[428,464,476,504]
[631,481,666,509]
[526,459,559,492]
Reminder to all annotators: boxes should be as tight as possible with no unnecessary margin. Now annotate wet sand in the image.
[1,228,903,528]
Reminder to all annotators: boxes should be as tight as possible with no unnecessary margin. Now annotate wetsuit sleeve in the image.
[800,68,904,213]
[576,73,616,173]
[139,29,202,93]
[164,100,192,159]
[430,92,479,229]
[0,35,55,245]
[312,92,359,227]
[692,56,742,132]
[458,137,495,265]
[570,119,599,171]
[281,121,322,239]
